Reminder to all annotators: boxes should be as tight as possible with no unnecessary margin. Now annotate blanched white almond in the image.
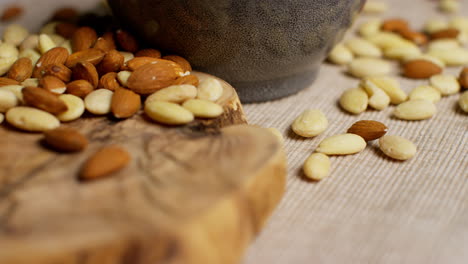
[348,58,391,78]
[359,19,383,38]
[428,48,468,66]
[120,51,134,64]
[146,84,197,104]
[365,77,407,104]
[394,100,436,120]
[328,43,354,65]
[60,40,72,54]
[197,78,223,101]
[0,85,24,103]
[361,79,390,110]
[439,0,459,13]
[379,135,417,160]
[339,87,368,114]
[40,22,59,35]
[3,24,29,46]
[0,57,17,76]
[182,99,224,118]
[19,34,39,51]
[84,89,114,115]
[19,49,41,66]
[428,39,460,51]
[266,128,284,143]
[292,109,328,137]
[38,34,57,54]
[0,89,18,113]
[459,91,468,113]
[0,43,19,58]
[57,94,85,122]
[316,133,367,155]
[409,85,441,103]
[429,74,461,96]
[117,71,132,87]
[366,32,413,50]
[145,101,194,125]
[362,1,388,14]
[48,34,65,46]
[345,38,382,58]
[424,19,449,34]
[21,78,39,87]
[384,44,421,61]
[303,153,331,181]
[6,106,60,132]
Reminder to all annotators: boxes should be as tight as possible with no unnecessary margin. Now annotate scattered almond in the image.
[316,134,367,156]
[111,88,141,119]
[22,86,68,114]
[379,135,417,161]
[430,74,461,96]
[408,85,441,103]
[347,120,388,141]
[394,99,436,120]
[403,59,442,79]
[80,145,131,181]
[44,127,88,152]
[303,153,331,181]
[291,109,328,138]
[339,87,369,114]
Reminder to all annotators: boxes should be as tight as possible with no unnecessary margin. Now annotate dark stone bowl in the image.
[108,0,365,103]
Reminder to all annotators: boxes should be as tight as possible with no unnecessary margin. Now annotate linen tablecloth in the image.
[1,0,466,263]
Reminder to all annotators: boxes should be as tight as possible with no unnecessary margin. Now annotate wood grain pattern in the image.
[0,72,287,264]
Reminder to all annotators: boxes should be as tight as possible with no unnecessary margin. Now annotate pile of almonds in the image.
[0,6,226,181]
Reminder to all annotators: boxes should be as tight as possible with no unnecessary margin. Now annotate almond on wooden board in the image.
[115,29,139,53]
[403,59,442,79]
[22,86,68,114]
[96,50,124,75]
[33,47,69,78]
[99,72,120,91]
[173,75,200,86]
[347,120,388,141]
[65,48,105,68]
[66,80,94,98]
[80,145,131,181]
[459,67,468,89]
[7,57,33,82]
[42,63,72,82]
[72,62,99,88]
[111,88,141,118]
[0,77,20,87]
[135,49,161,58]
[162,55,192,72]
[44,127,88,152]
[71,27,98,52]
[127,61,184,95]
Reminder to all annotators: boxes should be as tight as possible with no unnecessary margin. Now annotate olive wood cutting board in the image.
[0,72,287,264]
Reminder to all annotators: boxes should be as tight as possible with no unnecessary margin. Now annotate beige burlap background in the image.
[1,0,466,263]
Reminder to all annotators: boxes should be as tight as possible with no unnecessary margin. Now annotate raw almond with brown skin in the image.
[459,67,468,90]
[93,35,116,52]
[430,28,460,40]
[66,80,94,98]
[51,7,78,21]
[399,29,428,46]
[347,120,388,141]
[135,49,161,58]
[1,5,23,22]
[99,72,120,91]
[0,77,19,87]
[96,50,124,75]
[163,55,192,73]
[115,29,139,53]
[40,76,66,93]
[71,27,98,52]
[7,58,33,82]
[80,145,131,181]
[33,47,69,78]
[111,88,141,118]
[55,22,78,39]
[22,86,68,114]
[173,75,200,86]
[65,48,105,68]
[72,62,99,88]
[127,61,184,95]
[382,18,409,32]
[42,63,72,82]
[44,127,88,152]
[126,57,160,71]
[403,59,442,79]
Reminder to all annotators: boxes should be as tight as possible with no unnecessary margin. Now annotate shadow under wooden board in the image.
[0,72,287,264]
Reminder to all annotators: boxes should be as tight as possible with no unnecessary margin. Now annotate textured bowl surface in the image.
[109,0,365,102]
